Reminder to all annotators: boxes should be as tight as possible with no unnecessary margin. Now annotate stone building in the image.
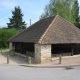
[8,14,80,63]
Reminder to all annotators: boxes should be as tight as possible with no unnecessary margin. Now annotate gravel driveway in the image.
[0,50,80,66]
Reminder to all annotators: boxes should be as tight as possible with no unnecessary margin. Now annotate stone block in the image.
[35,44,51,63]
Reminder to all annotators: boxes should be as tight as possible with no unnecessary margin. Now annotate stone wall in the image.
[26,51,34,57]
[35,44,51,63]
[52,53,71,57]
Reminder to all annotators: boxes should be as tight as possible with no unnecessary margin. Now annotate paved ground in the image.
[0,50,80,66]
[0,64,80,80]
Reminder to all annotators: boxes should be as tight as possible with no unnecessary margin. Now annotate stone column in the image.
[9,42,13,51]
[35,44,51,63]
[9,42,15,55]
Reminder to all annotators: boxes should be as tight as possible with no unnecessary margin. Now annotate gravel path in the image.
[0,50,80,66]
[39,55,80,66]
[0,50,28,65]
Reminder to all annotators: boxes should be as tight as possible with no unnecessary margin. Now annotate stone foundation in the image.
[26,51,34,57]
[35,44,51,63]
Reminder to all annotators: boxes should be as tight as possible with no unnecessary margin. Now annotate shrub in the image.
[0,28,19,48]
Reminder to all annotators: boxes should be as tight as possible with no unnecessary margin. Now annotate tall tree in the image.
[7,6,27,30]
[40,0,80,27]
[72,0,79,27]
[79,16,80,26]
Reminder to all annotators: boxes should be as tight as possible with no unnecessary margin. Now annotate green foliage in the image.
[72,0,79,28]
[0,28,19,48]
[7,6,27,30]
[40,0,80,28]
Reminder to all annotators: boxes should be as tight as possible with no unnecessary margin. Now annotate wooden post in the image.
[71,48,73,56]
[28,56,31,64]
[7,55,9,64]
[59,55,62,64]
[71,45,74,56]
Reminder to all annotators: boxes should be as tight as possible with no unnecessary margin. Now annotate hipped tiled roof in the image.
[8,14,80,44]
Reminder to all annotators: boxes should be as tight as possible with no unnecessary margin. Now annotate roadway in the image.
[0,64,80,80]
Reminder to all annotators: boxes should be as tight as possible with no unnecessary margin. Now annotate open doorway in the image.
[15,42,35,57]
[51,44,72,57]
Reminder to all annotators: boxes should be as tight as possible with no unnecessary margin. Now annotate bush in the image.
[0,28,19,48]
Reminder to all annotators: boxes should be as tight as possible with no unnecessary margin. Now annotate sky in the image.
[0,0,80,27]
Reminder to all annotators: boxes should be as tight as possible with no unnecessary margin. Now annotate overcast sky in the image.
[0,0,80,27]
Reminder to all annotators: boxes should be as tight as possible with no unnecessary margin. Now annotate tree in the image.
[72,0,79,27]
[79,16,80,26]
[7,6,27,30]
[40,0,80,28]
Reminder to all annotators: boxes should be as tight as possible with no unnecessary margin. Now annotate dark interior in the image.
[14,43,80,57]
[51,44,73,54]
[15,42,34,54]
[51,44,80,55]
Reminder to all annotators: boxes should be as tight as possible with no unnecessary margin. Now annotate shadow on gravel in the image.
[0,50,28,65]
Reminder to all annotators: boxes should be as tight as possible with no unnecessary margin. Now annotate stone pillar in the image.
[9,42,13,51]
[35,44,51,63]
[9,42,15,55]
